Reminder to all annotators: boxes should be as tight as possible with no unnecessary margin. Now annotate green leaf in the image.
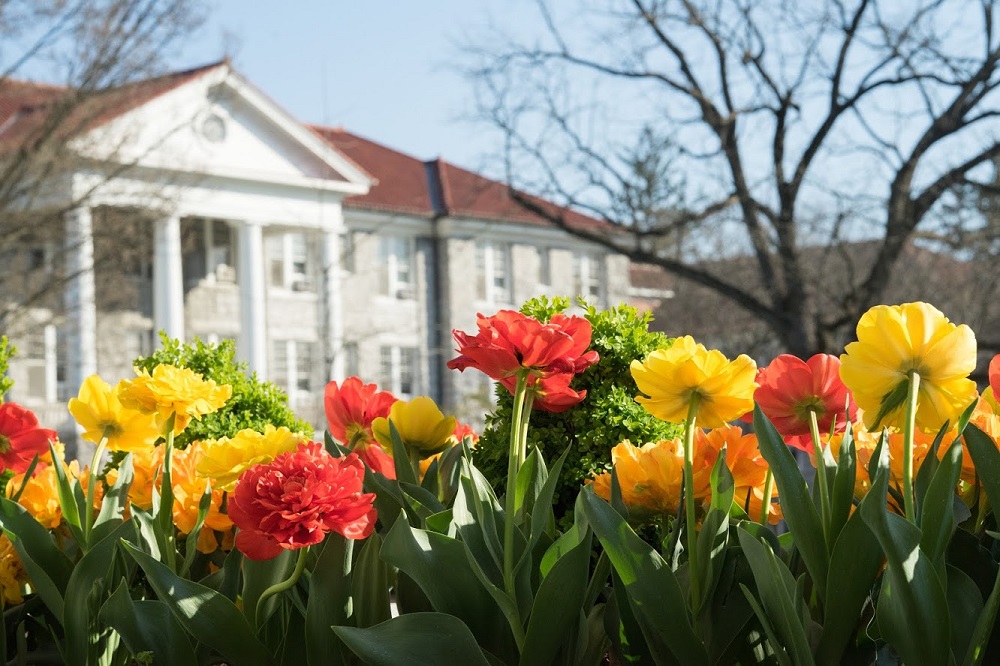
[380,514,514,657]
[390,420,419,487]
[91,453,133,545]
[0,497,72,618]
[815,507,883,665]
[520,531,592,666]
[515,446,570,579]
[738,583,794,666]
[119,540,270,666]
[914,422,948,521]
[964,564,1000,665]
[965,424,1000,513]
[737,528,815,666]
[828,422,857,544]
[334,613,491,666]
[352,532,391,628]
[919,438,962,569]
[695,449,734,615]
[64,519,138,666]
[99,582,197,665]
[453,472,503,585]
[947,565,984,663]
[580,489,708,666]
[242,548,295,628]
[306,534,353,666]
[514,448,546,520]
[859,443,951,666]
[753,405,829,597]
[47,440,83,544]
[180,480,213,577]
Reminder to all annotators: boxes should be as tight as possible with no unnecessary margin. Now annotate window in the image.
[475,241,511,303]
[16,324,58,402]
[207,220,234,281]
[537,247,551,287]
[343,341,359,377]
[266,231,313,291]
[574,252,603,303]
[379,345,418,398]
[379,236,414,298]
[270,340,318,400]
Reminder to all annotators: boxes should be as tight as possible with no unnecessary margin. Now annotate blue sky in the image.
[180,1,509,174]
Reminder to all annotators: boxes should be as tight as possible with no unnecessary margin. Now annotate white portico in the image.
[51,62,370,428]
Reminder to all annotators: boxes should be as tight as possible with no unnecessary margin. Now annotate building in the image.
[0,61,633,440]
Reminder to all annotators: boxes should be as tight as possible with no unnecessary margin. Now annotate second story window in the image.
[476,241,511,304]
[379,236,414,299]
[574,252,603,303]
[266,231,313,291]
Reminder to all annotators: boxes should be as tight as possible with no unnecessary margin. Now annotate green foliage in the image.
[475,298,681,525]
[132,334,311,448]
[0,335,15,399]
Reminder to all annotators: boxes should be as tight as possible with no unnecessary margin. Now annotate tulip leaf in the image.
[738,583,794,666]
[380,514,515,659]
[737,528,815,666]
[948,565,984,663]
[453,470,504,585]
[353,531,392,628]
[514,448,546,520]
[696,448,734,615]
[64,519,139,666]
[914,423,948,521]
[753,405,829,597]
[964,424,1000,515]
[859,443,951,666]
[99,581,197,665]
[815,506,883,666]
[47,440,84,544]
[581,488,709,666]
[919,438,962,571]
[828,422,857,544]
[91,453,133,544]
[242,548,296,629]
[306,534,353,666]
[333,612,491,666]
[180,481,213,577]
[389,420,418,487]
[964,564,1000,665]
[521,529,592,666]
[119,540,269,666]
[515,446,569,579]
[0,497,72,619]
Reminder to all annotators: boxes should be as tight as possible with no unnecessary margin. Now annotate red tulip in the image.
[990,355,1000,401]
[324,377,397,479]
[229,442,377,561]
[501,371,588,413]
[0,403,57,473]
[754,354,857,452]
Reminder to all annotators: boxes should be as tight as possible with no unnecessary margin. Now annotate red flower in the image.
[451,420,479,444]
[228,442,377,561]
[0,403,57,473]
[990,355,1000,401]
[447,310,599,383]
[324,377,397,480]
[501,372,588,413]
[754,354,857,453]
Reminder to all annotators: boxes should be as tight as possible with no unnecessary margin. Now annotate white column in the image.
[64,206,97,392]
[153,214,185,341]
[322,224,345,380]
[43,324,57,403]
[238,221,267,378]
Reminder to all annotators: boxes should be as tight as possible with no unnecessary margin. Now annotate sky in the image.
[178,1,511,175]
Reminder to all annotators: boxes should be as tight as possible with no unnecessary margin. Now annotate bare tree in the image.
[467,0,1000,356]
[0,0,206,332]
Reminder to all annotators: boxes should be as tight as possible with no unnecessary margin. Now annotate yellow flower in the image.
[590,439,686,516]
[104,446,159,511]
[839,302,977,431]
[118,365,232,435]
[196,425,305,492]
[168,442,233,554]
[0,535,27,606]
[372,397,457,456]
[68,375,160,452]
[630,336,757,428]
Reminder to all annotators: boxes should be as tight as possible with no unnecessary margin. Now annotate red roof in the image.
[0,62,224,151]
[311,126,606,230]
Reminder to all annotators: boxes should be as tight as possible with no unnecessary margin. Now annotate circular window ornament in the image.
[200,113,227,143]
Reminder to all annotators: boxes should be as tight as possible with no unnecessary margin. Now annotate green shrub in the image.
[0,336,14,399]
[132,334,311,448]
[474,297,681,524]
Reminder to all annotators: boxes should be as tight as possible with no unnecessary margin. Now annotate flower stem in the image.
[809,410,831,540]
[82,434,109,548]
[517,392,535,467]
[255,546,309,630]
[503,371,530,604]
[683,394,700,614]
[158,414,177,571]
[903,371,921,524]
[759,469,774,525]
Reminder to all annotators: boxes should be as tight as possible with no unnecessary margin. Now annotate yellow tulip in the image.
[630,336,757,428]
[839,302,977,431]
[68,375,160,452]
[118,365,232,436]
[196,425,305,492]
[372,396,457,456]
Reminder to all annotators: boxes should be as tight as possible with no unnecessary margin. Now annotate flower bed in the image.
[0,300,997,665]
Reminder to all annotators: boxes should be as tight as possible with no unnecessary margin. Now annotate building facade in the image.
[0,62,631,441]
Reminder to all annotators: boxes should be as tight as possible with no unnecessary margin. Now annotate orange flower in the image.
[104,446,159,511]
[166,442,233,554]
[590,439,686,516]
[0,535,27,606]
[7,462,80,529]
[697,425,781,525]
